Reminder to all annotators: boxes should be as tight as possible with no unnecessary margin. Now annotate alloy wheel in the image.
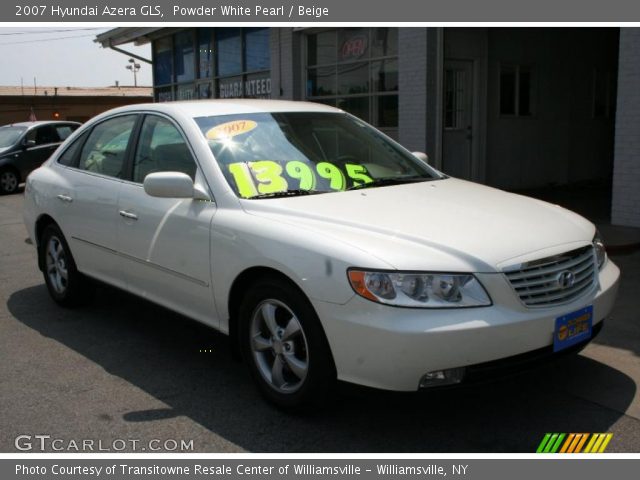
[250,299,310,393]
[0,171,18,193]
[45,235,68,295]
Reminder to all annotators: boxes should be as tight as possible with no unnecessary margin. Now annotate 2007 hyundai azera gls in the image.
[23,100,620,408]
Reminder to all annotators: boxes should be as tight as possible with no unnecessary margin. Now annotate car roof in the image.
[1,121,81,128]
[106,99,343,118]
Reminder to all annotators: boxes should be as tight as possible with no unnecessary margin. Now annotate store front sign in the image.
[218,75,272,99]
[340,34,368,61]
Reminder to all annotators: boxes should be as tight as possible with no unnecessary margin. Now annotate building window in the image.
[444,68,468,129]
[196,83,212,99]
[305,28,399,135]
[244,27,270,72]
[153,36,172,87]
[198,29,213,79]
[176,83,195,101]
[153,27,271,102]
[499,64,534,117]
[216,28,242,77]
[215,27,271,99]
[174,30,195,83]
[155,86,173,103]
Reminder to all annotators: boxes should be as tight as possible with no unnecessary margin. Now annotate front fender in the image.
[210,208,393,332]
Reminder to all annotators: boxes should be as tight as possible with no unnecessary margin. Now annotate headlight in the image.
[593,231,607,269]
[347,270,492,308]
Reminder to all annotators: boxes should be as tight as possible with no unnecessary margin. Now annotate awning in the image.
[94,27,163,48]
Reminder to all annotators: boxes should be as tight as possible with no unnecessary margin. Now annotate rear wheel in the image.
[239,278,336,410]
[0,168,19,194]
[41,224,89,306]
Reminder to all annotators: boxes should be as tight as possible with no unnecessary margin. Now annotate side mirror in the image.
[144,172,197,199]
[412,152,429,164]
[23,139,36,149]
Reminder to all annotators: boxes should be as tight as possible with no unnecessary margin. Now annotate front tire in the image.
[41,224,88,307]
[239,277,336,410]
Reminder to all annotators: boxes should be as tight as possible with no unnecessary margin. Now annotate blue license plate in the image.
[553,305,593,352]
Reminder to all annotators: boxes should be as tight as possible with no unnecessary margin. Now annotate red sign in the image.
[340,35,368,61]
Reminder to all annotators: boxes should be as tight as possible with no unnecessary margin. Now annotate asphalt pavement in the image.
[1,191,639,452]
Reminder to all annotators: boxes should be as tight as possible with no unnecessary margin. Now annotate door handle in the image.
[119,210,138,220]
[56,194,73,203]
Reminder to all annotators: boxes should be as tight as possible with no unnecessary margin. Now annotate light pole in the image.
[126,58,141,87]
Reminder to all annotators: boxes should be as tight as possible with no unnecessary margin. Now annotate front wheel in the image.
[239,278,336,410]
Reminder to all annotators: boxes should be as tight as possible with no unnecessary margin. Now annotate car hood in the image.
[241,178,595,272]
[0,146,11,155]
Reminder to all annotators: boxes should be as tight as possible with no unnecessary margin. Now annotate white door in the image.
[116,114,218,326]
[442,60,474,179]
[60,114,138,288]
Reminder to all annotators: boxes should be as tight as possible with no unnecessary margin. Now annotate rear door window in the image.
[77,115,137,179]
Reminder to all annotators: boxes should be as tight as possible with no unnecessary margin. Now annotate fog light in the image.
[419,368,465,388]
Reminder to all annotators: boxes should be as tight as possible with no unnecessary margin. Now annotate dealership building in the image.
[96,27,640,228]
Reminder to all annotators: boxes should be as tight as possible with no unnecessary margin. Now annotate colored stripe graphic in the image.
[598,433,613,453]
[537,433,612,453]
[574,433,589,453]
[559,433,575,453]
[543,433,559,453]
[550,433,565,453]
[584,433,598,453]
[593,433,608,452]
[536,433,552,453]
[567,433,583,453]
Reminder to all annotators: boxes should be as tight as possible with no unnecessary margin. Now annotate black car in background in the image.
[0,121,81,194]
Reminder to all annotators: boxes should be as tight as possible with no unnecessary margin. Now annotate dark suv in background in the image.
[0,121,80,194]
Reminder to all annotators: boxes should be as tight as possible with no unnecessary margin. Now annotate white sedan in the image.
[23,100,620,409]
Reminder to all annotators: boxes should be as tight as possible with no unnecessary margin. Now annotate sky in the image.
[0,27,153,87]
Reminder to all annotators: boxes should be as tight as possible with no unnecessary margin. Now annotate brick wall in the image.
[612,28,640,227]
[0,95,151,126]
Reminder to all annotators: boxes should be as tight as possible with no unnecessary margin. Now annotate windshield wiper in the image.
[247,189,326,199]
[346,175,431,191]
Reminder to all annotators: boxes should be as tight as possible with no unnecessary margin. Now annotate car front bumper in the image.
[313,259,620,391]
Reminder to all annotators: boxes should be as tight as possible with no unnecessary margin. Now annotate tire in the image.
[238,277,336,410]
[0,168,20,195]
[40,224,90,307]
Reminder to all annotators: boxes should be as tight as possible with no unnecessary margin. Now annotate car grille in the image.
[504,245,596,307]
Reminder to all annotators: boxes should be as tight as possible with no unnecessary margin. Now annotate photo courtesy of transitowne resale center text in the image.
[1,0,640,479]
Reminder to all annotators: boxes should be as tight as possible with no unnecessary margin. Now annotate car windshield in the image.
[0,126,27,148]
[194,112,442,199]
